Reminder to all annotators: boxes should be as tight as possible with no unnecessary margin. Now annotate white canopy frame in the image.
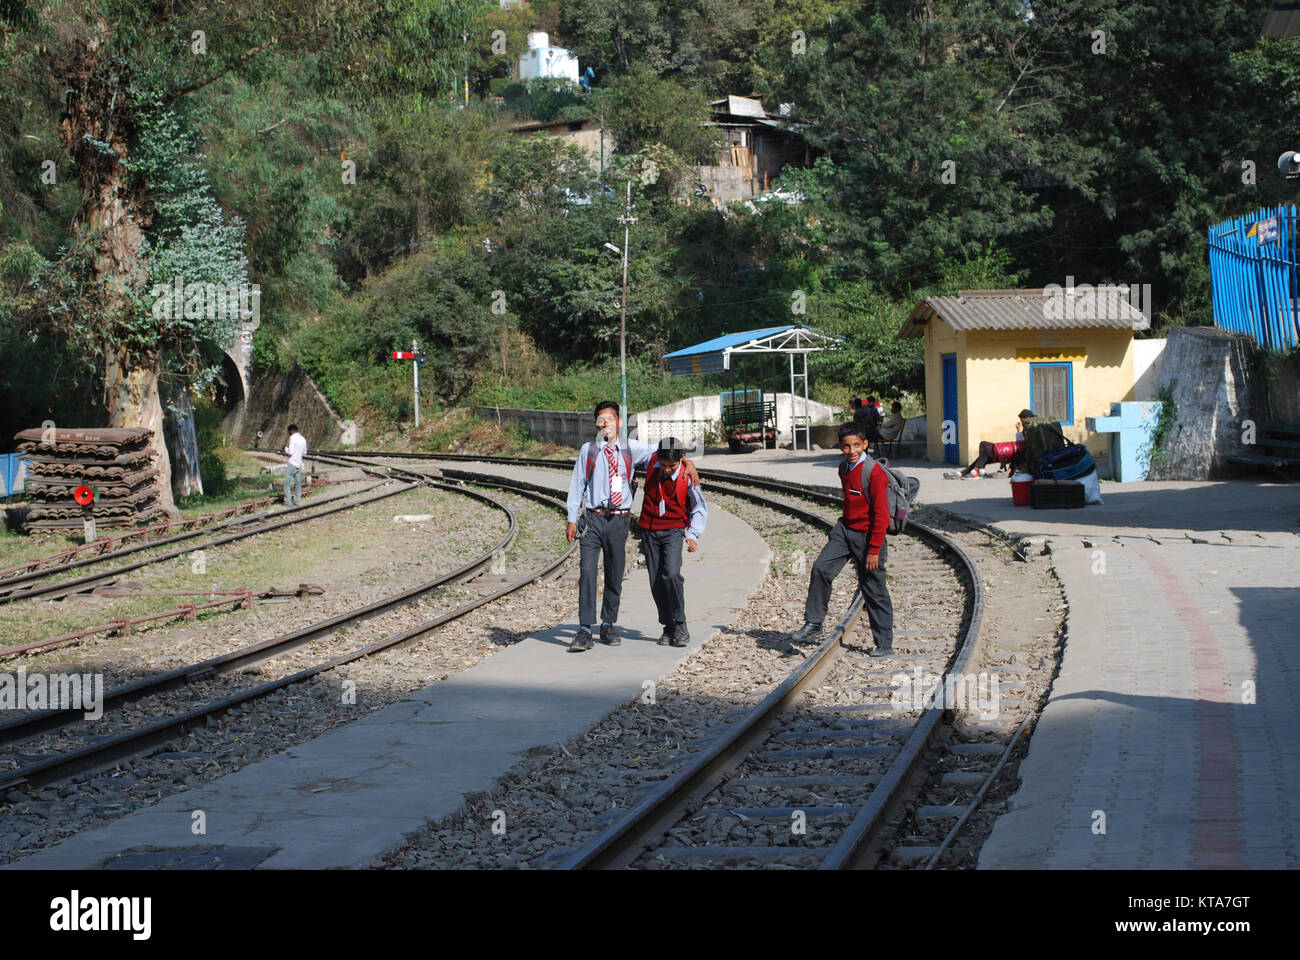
[716,326,842,451]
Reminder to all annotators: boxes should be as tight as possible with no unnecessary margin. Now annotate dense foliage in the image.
[3,0,1299,449]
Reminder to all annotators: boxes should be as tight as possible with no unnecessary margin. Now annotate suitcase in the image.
[1029,479,1086,509]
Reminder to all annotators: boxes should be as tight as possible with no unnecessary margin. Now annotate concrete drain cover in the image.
[103,846,277,870]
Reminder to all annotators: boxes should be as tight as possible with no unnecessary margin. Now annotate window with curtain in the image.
[1030,363,1073,425]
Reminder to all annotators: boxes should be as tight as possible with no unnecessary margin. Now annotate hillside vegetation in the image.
[3,1,1299,474]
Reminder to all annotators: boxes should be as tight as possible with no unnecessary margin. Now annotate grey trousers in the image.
[804,520,894,648]
[640,528,686,626]
[284,464,302,505]
[579,511,630,627]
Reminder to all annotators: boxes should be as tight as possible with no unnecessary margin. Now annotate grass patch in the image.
[0,485,504,664]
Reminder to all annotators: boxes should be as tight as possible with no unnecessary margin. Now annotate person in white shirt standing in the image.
[283,424,308,505]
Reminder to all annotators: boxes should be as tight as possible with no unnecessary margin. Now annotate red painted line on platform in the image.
[1135,547,1244,869]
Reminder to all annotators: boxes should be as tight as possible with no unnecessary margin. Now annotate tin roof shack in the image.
[698,96,812,204]
[899,287,1150,470]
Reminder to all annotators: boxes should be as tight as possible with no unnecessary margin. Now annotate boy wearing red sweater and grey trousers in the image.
[788,422,896,656]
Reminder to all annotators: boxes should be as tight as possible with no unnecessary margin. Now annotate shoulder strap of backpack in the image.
[675,466,691,509]
[586,444,634,478]
[858,453,879,486]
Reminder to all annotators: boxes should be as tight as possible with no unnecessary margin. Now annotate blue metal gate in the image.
[1207,205,1300,351]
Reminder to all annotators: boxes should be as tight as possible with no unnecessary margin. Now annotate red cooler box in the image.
[1010,478,1033,507]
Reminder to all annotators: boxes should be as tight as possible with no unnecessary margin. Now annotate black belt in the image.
[590,508,630,516]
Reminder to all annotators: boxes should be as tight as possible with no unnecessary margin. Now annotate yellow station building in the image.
[898,287,1150,468]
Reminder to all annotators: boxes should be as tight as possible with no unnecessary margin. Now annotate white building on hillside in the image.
[518,32,579,83]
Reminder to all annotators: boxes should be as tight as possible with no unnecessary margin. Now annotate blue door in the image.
[941,353,959,464]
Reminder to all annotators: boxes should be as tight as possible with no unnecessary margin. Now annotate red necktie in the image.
[606,446,622,507]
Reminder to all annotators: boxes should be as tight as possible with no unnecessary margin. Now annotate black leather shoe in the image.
[568,628,594,653]
[600,623,620,646]
[867,645,896,658]
[790,622,823,644]
[657,627,673,646]
[670,622,690,647]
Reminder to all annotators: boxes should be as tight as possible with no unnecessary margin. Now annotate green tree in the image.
[767,0,1060,291]
[557,0,773,93]
[334,101,497,285]
[2,0,478,513]
[606,65,715,161]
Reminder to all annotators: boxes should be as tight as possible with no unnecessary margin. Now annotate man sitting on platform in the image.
[879,402,905,442]
[944,409,1036,479]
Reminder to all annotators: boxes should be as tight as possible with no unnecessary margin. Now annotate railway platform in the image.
[7,465,769,870]
[730,448,1300,869]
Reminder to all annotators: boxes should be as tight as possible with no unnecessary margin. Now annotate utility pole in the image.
[617,181,636,441]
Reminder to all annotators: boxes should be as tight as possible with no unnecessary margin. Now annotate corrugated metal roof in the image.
[664,324,842,375]
[709,95,767,118]
[1263,3,1300,37]
[898,288,1150,339]
[664,325,794,358]
[13,427,153,445]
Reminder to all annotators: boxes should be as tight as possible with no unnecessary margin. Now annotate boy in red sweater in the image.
[788,422,895,656]
[638,437,708,647]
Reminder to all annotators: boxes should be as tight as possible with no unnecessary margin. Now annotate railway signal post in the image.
[392,340,428,428]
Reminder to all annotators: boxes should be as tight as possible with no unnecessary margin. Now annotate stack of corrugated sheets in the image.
[13,427,161,530]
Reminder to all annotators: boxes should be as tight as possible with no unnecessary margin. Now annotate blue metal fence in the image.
[1,453,29,498]
[1207,205,1300,351]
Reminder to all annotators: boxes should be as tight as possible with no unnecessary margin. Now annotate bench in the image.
[723,400,776,451]
[1226,421,1300,474]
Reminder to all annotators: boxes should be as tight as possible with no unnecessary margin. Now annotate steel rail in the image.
[315,451,845,506]
[0,481,379,591]
[0,481,412,606]
[0,586,326,659]
[0,480,512,744]
[294,451,991,870]
[0,486,328,583]
[557,478,982,870]
[0,479,575,792]
[558,483,858,869]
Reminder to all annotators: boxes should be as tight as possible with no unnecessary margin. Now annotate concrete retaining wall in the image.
[1133,338,1167,401]
[228,364,357,452]
[638,394,841,444]
[478,396,844,449]
[476,407,592,449]
[1267,364,1300,423]
[1145,327,1262,480]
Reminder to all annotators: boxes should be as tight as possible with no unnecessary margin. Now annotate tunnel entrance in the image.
[215,353,246,412]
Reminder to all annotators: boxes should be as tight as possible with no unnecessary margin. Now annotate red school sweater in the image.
[840,456,889,556]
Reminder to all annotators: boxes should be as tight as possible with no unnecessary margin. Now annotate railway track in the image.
[0,475,577,794]
[0,478,410,605]
[0,477,351,585]
[332,451,1007,869]
[559,479,981,869]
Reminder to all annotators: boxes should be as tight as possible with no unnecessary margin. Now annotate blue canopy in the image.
[662,324,841,376]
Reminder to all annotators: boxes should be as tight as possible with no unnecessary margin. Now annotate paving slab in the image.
[976,542,1300,869]
[731,449,1299,870]
[7,464,769,870]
